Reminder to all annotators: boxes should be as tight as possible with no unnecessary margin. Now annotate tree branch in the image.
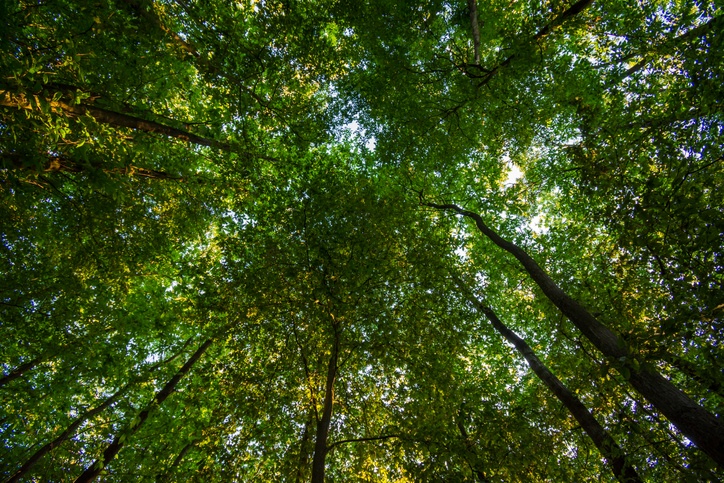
[326,434,400,453]
[0,89,232,151]
[467,0,595,85]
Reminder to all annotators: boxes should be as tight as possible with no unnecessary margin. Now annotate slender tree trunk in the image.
[7,337,194,482]
[0,357,42,388]
[7,385,127,483]
[532,0,594,41]
[295,407,315,483]
[0,90,231,151]
[155,441,195,483]
[0,327,127,390]
[456,282,642,482]
[617,15,724,82]
[74,338,214,483]
[311,329,340,483]
[456,407,490,483]
[427,202,724,467]
[1,153,183,180]
[467,0,481,65]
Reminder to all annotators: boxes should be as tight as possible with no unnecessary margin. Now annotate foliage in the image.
[1,0,723,481]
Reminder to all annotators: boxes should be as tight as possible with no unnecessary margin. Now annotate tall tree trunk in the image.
[155,441,195,483]
[295,406,315,483]
[456,281,642,483]
[467,0,481,65]
[426,202,724,467]
[74,338,214,483]
[311,329,340,483]
[7,337,194,482]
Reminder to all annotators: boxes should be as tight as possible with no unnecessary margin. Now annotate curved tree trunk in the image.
[427,202,724,467]
[456,281,642,482]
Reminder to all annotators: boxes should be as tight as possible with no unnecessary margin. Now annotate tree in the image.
[2,0,723,481]
[426,201,724,466]
[456,278,642,482]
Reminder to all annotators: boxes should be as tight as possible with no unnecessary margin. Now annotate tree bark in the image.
[74,338,214,483]
[426,202,724,467]
[467,0,481,65]
[0,89,231,151]
[456,282,642,483]
[311,329,340,483]
[295,407,315,483]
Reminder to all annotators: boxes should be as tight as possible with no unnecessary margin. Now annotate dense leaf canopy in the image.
[1,0,723,481]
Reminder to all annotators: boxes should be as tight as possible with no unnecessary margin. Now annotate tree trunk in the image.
[7,337,194,482]
[426,202,724,467]
[456,406,490,483]
[295,407,315,483]
[617,15,724,82]
[0,89,231,151]
[311,330,340,483]
[456,282,642,483]
[74,337,214,483]
[467,0,481,65]
[7,385,127,482]
[1,153,183,180]
[156,441,195,483]
[532,0,594,41]
[0,357,42,388]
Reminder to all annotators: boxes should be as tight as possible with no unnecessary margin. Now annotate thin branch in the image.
[326,434,400,453]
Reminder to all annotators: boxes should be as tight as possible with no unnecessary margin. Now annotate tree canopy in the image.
[1,0,723,481]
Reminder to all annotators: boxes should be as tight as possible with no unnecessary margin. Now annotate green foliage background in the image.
[1,0,722,481]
